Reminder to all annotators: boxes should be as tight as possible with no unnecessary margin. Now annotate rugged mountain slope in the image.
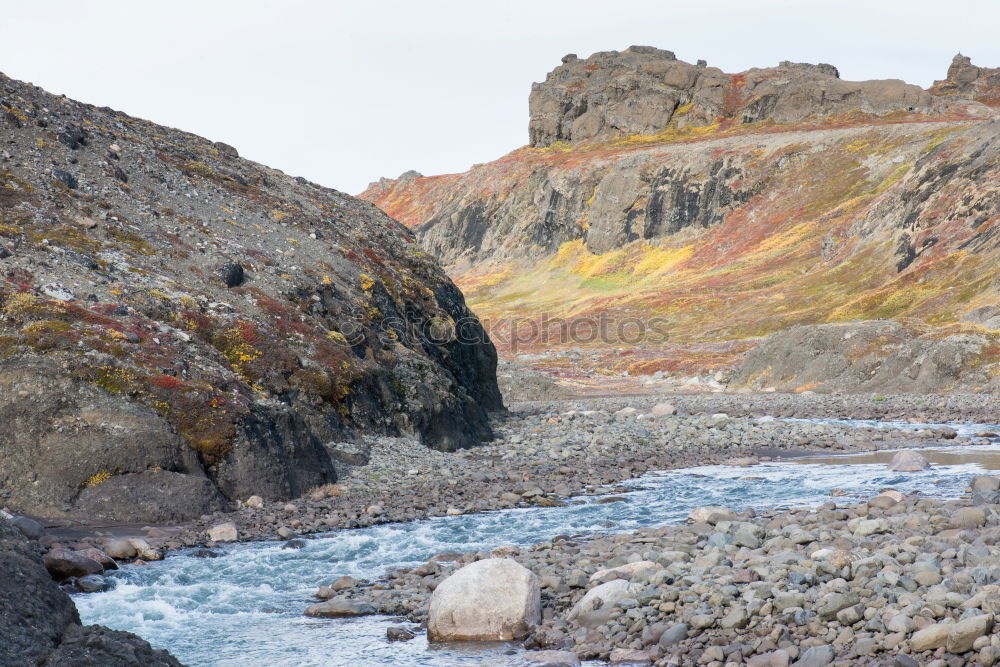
[0,71,501,523]
[362,50,1000,390]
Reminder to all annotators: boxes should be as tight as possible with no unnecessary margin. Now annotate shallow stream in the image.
[76,419,1000,666]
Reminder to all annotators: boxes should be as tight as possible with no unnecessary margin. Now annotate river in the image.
[75,419,1000,666]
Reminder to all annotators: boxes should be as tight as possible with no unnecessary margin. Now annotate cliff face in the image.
[361,50,1000,388]
[0,71,501,522]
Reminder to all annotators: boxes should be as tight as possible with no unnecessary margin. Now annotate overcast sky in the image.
[2,1,998,194]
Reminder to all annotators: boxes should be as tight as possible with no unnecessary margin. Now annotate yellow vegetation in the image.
[84,471,112,487]
[552,239,693,281]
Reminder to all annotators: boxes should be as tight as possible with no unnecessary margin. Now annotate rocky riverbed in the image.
[43,393,982,563]
[13,391,1000,666]
[328,477,1000,666]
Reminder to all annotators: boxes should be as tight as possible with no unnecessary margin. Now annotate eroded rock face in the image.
[528,46,936,147]
[0,69,502,521]
[0,518,182,666]
[427,558,541,641]
[0,359,229,521]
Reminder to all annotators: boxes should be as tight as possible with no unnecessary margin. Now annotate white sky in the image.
[2,1,998,195]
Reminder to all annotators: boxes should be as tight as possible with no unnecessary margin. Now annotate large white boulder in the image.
[206,522,238,542]
[427,558,540,641]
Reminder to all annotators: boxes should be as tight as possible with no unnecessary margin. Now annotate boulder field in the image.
[323,480,1000,666]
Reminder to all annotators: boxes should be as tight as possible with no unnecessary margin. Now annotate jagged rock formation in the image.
[930,53,1000,107]
[528,46,937,147]
[0,517,182,666]
[0,70,502,523]
[362,50,1000,386]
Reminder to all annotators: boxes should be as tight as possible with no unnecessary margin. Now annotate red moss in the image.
[149,374,184,390]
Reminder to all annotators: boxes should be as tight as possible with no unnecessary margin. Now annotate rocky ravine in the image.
[252,395,997,667]
[0,70,501,524]
[14,394,992,665]
[362,50,1000,385]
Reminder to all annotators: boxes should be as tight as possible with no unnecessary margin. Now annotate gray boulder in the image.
[794,644,834,667]
[428,558,541,640]
[42,549,104,581]
[303,598,376,618]
[11,515,44,540]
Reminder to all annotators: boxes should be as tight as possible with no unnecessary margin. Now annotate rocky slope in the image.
[0,71,501,524]
[362,50,1000,387]
[0,515,182,666]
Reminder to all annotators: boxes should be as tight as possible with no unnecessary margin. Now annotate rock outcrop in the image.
[0,70,502,523]
[427,558,541,641]
[0,516,182,666]
[528,46,937,147]
[363,50,1000,385]
[733,320,1000,394]
[930,53,1000,107]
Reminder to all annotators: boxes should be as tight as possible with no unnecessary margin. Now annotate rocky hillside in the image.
[0,71,501,524]
[362,50,1000,388]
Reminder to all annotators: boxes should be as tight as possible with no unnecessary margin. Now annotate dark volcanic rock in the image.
[0,359,229,521]
[43,623,182,666]
[0,519,78,664]
[218,261,245,287]
[74,470,229,524]
[0,68,502,522]
[51,169,77,189]
[0,518,182,666]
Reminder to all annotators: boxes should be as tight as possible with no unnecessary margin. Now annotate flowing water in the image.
[76,419,1000,666]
